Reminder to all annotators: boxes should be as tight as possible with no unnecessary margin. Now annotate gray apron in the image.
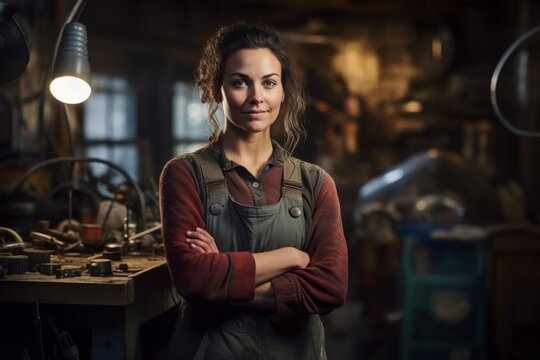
[169,146,326,360]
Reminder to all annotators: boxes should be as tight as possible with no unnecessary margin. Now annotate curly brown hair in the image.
[195,22,306,154]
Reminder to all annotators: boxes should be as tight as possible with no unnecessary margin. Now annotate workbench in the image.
[0,253,179,360]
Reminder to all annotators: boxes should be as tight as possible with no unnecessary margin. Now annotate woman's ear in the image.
[281,92,285,103]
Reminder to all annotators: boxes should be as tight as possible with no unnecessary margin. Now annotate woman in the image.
[160,23,348,359]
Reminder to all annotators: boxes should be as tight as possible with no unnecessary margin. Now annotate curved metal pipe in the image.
[0,227,25,245]
[7,156,146,229]
[490,25,540,138]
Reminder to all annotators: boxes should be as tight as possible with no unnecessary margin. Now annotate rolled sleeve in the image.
[271,174,348,320]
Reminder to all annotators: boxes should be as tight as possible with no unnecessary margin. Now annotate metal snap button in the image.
[289,206,302,218]
[252,181,260,189]
[210,203,223,215]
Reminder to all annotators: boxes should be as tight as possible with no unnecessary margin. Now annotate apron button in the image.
[289,206,302,218]
[210,204,223,215]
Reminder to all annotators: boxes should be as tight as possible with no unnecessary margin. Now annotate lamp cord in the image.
[63,103,76,157]
[490,25,540,138]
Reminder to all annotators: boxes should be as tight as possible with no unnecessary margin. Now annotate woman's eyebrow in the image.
[227,72,280,78]
[262,73,280,78]
[228,72,249,78]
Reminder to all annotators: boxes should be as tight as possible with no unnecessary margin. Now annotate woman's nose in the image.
[248,86,264,104]
[249,97,263,105]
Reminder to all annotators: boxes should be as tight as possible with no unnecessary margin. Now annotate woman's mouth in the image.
[242,109,268,114]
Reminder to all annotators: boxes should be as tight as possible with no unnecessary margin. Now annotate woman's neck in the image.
[222,129,273,177]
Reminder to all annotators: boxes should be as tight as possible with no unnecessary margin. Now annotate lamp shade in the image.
[50,21,91,104]
[0,4,30,83]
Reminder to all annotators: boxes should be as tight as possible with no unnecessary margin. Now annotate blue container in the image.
[399,224,486,360]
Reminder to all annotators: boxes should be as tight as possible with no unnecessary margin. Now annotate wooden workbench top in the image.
[0,254,173,306]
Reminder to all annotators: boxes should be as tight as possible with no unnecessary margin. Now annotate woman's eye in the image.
[232,79,246,87]
[263,80,277,88]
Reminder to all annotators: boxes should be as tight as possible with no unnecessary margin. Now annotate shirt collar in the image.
[215,137,285,171]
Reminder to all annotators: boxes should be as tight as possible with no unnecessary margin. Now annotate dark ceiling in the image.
[77,0,504,49]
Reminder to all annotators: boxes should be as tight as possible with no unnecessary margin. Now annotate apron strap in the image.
[193,145,228,207]
[283,156,303,202]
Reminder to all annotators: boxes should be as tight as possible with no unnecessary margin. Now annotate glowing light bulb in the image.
[50,76,91,104]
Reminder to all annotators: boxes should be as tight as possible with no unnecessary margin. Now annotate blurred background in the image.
[1,0,540,359]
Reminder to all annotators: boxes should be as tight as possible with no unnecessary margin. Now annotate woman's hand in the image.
[186,227,219,253]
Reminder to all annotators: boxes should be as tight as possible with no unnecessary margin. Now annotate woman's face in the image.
[220,48,285,136]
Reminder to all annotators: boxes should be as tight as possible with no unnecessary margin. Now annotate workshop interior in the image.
[1,0,539,359]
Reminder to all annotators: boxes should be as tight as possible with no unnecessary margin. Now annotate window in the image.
[172,82,222,155]
[83,76,138,189]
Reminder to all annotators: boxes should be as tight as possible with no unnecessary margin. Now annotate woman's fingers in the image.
[193,228,217,250]
[187,238,212,252]
[186,228,219,253]
[196,227,219,252]
[188,242,206,253]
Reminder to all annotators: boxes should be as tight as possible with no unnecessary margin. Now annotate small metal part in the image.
[102,242,123,261]
[289,206,302,218]
[104,242,124,253]
[118,263,129,271]
[102,250,121,261]
[56,266,82,278]
[40,263,62,276]
[8,255,29,274]
[23,249,52,272]
[89,259,113,277]
[0,254,12,269]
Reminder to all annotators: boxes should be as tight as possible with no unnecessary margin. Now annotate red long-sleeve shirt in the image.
[159,143,348,320]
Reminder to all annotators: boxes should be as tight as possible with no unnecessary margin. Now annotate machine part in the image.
[55,266,82,278]
[102,242,123,261]
[0,226,26,252]
[8,157,146,229]
[8,254,28,274]
[49,228,80,243]
[0,254,12,268]
[79,224,103,246]
[40,262,61,276]
[31,231,66,248]
[357,150,501,224]
[118,263,129,271]
[129,224,162,242]
[89,259,113,277]
[102,249,121,261]
[23,249,52,272]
